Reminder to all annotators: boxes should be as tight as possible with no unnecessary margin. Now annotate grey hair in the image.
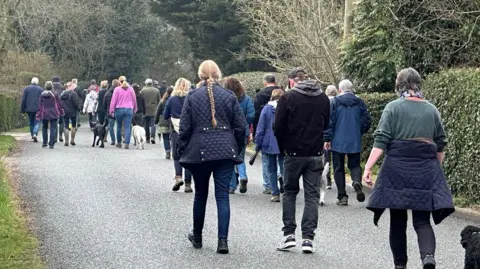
[325,85,338,97]
[339,79,355,93]
[263,74,276,84]
[31,77,39,85]
[145,78,153,86]
[44,81,53,90]
[395,68,421,95]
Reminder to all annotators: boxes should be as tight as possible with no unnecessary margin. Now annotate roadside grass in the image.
[10,126,30,133]
[0,135,44,269]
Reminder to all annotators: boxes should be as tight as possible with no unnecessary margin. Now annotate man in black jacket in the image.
[52,76,65,142]
[72,78,84,127]
[274,68,330,254]
[253,74,280,138]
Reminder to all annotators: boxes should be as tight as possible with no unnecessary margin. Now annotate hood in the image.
[336,92,361,107]
[267,100,278,110]
[52,76,61,83]
[41,90,54,99]
[291,80,322,96]
[60,90,71,100]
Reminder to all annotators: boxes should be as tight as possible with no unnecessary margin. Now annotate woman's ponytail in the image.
[206,78,217,127]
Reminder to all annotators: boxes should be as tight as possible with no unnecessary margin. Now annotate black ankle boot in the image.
[188,232,202,249]
[217,239,229,254]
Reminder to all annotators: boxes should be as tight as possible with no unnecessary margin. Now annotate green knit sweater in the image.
[373,98,447,152]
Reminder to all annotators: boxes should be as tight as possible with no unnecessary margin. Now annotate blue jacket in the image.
[238,94,255,136]
[163,95,186,120]
[177,83,246,168]
[323,93,371,153]
[21,84,43,113]
[255,101,280,154]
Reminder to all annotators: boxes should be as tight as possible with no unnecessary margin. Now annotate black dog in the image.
[461,225,480,269]
[92,122,107,148]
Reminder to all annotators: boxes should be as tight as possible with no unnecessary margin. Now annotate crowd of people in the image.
[20,61,454,269]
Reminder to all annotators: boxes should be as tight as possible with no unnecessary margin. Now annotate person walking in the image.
[83,80,98,129]
[59,82,81,146]
[52,76,65,142]
[97,80,108,125]
[104,79,120,145]
[223,78,254,194]
[178,60,246,254]
[36,81,64,149]
[109,77,137,149]
[323,80,372,206]
[255,89,285,202]
[323,85,338,189]
[155,86,174,159]
[364,68,454,269]
[274,68,330,253]
[158,80,167,98]
[164,78,193,192]
[72,78,84,128]
[21,77,43,142]
[132,83,146,127]
[141,78,161,144]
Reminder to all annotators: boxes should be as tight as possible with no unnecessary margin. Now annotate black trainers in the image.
[151,139,156,144]
[302,239,314,254]
[353,182,365,202]
[42,144,48,148]
[278,176,284,194]
[239,180,247,193]
[188,232,202,249]
[32,135,38,143]
[277,234,296,251]
[217,239,229,254]
[423,254,436,269]
[336,196,348,206]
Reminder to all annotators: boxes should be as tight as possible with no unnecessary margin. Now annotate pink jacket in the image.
[109,86,137,115]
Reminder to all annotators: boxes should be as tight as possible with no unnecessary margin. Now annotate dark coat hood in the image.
[291,80,323,96]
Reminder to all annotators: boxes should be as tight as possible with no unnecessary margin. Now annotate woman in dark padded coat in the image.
[177,60,246,255]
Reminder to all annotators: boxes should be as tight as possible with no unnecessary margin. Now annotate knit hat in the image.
[52,76,61,83]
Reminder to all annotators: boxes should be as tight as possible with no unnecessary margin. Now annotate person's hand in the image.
[363,168,373,187]
[324,142,331,150]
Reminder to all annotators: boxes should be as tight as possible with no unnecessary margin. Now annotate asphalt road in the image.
[14,127,477,269]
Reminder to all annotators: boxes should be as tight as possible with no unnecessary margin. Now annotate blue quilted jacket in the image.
[178,82,246,168]
[367,140,455,225]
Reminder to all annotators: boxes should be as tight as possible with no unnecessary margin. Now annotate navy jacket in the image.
[21,84,43,113]
[324,93,371,153]
[164,96,186,120]
[97,88,108,113]
[177,83,246,168]
[367,140,455,225]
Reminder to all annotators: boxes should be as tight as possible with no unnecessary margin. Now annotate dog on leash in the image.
[461,225,480,269]
[92,122,107,148]
[132,125,146,150]
[319,162,330,206]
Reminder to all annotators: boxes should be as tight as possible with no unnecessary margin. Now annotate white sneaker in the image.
[277,234,296,251]
[302,239,314,253]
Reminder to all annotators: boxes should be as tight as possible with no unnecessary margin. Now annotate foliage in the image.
[0,92,26,132]
[224,72,287,99]
[0,50,54,85]
[423,68,480,202]
[341,0,480,93]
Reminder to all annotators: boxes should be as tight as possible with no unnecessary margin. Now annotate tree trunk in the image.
[344,0,354,40]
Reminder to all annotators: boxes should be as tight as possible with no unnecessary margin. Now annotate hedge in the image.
[0,90,27,132]
[423,68,480,202]
[224,72,288,99]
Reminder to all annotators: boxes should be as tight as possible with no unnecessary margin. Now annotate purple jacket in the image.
[255,100,280,155]
[36,91,64,121]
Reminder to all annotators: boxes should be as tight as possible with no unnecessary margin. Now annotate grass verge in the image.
[0,135,44,269]
[9,126,30,133]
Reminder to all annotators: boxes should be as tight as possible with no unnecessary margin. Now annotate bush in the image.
[223,72,287,99]
[423,68,480,202]
[0,88,27,132]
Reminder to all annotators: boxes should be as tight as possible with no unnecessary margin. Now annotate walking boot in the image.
[188,232,202,249]
[166,152,171,160]
[184,183,193,193]
[217,239,229,254]
[58,127,64,142]
[64,129,70,146]
[172,176,184,192]
[353,182,366,202]
[70,128,77,146]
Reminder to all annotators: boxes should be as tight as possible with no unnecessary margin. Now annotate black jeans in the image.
[143,116,155,140]
[63,116,77,129]
[170,131,192,183]
[42,119,58,146]
[97,112,106,125]
[390,209,436,266]
[282,156,323,240]
[323,149,332,186]
[88,113,95,128]
[332,151,362,199]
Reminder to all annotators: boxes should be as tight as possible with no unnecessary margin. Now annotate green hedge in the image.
[224,72,287,99]
[0,92,26,132]
[423,69,480,202]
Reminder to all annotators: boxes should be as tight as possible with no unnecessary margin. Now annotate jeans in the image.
[42,119,58,146]
[170,131,191,182]
[282,156,323,240]
[261,153,285,196]
[97,112,106,125]
[27,112,40,137]
[390,209,436,266]
[63,116,77,129]
[323,149,332,186]
[190,160,235,239]
[332,151,362,199]
[108,117,116,143]
[115,108,133,145]
[229,141,247,191]
[162,133,171,152]
[144,116,156,140]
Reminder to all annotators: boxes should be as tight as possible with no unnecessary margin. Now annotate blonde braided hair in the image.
[198,60,222,128]
[206,78,217,127]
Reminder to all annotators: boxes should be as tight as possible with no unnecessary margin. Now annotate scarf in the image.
[401,90,424,99]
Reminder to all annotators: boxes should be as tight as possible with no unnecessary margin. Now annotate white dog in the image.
[319,162,330,206]
[132,125,146,150]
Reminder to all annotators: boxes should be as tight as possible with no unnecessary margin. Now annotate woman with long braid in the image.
[177,60,246,254]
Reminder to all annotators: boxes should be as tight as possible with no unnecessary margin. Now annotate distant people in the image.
[274,68,330,253]
[155,86,174,159]
[255,89,285,202]
[323,85,338,189]
[364,68,454,269]
[83,80,99,129]
[96,81,109,125]
[141,78,161,144]
[164,78,193,193]
[21,77,43,142]
[104,79,120,145]
[36,81,64,149]
[109,76,137,149]
[159,80,167,98]
[60,82,81,146]
[52,76,65,142]
[323,80,371,206]
[223,77,254,194]
[72,78,84,127]
[178,60,246,254]
[132,83,146,127]
[153,80,159,90]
